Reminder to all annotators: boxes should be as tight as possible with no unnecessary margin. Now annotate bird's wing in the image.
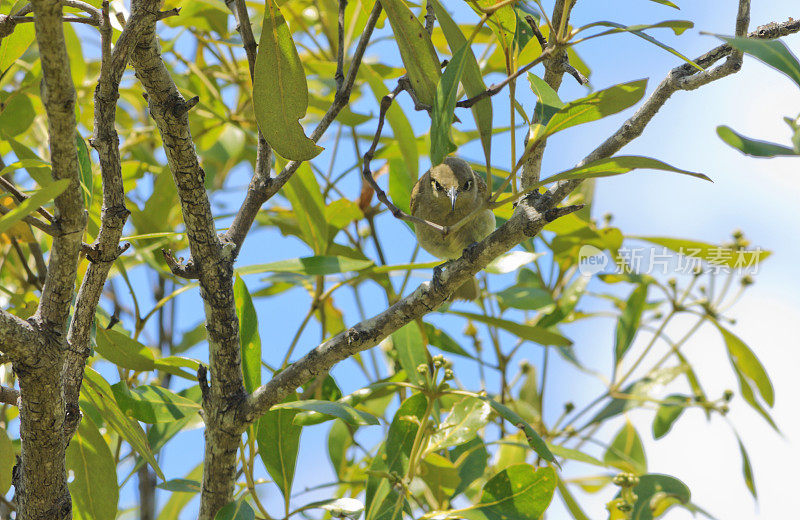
[410,172,428,215]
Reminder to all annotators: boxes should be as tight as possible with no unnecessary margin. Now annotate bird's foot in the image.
[432,261,451,294]
[462,242,480,263]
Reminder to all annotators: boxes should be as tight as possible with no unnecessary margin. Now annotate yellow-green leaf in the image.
[67,419,119,520]
[0,179,70,236]
[381,0,441,106]
[253,0,323,160]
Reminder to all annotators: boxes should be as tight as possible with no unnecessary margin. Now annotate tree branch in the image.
[14,0,85,515]
[0,309,39,361]
[64,0,160,439]
[129,13,248,520]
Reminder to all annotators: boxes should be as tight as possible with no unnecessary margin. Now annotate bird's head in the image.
[426,157,480,214]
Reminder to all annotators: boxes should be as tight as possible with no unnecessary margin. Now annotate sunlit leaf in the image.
[273,399,380,426]
[82,368,164,479]
[480,396,556,464]
[67,419,118,520]
[540,155,710,185]
[628,473,691,520]
[604,421,647,475]
[580,21,700,70]
[531,79,648,146]
[431,0,493,165]
[253,0,323,160]
[381,0,441,106]
[392,321,429,386]
[94,328,156,372]
[239,256,373,276]
[652,394,688,439]
[0,22,34,72]
[0,179,70,237]
[431,44,469,165]
[718,35,800,88]
[449,310,572,347]
[716,125,798,157]
[0,427,13,495]
[714,321,774,407]
[257,395,302,502]
[428,397,491,452]
[111,383,201,424]
[214,500,255,520]
[234,275,261,393]
[735,435,757,498]
[75,132,93,210]
[614,282,649,363]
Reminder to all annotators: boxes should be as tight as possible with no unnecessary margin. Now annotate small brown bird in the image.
[411,157,495,300]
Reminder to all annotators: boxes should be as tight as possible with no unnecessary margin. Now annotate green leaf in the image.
[468,0,516,50]
[94,328,156,372]
[538,273,591,328]
[363,64,419,178]
[450,437,489,498]
[0,179,70,237]
[714,322,774,407]
[0,93,34,137]
[153,356,202,381]
[581,21,700,70]
[548,444,606,468]
[238,256,373,276]
[75,132,93,209]
[252,0,323,161]
[604,421,647,475]
[0,427,14,495]
[366,393,428,520]
[421,452,461,504]
[528,73,564,140]
[717,125,798,157]
[257,395,302,502]
[392,322,429,386]
[214,500,255,520]
[156,463,202,520]
[67,419,119,520]
[428,397,491,452]
[111,383,201,424]
[234,275,261,394]
[496,285,553,311]
[388,157,414,215]
[629,474,691,520]
[557,478,591,520]
[431,44,470,165]
[652,394,688,439]
[0,22,34,72]
[328,419,354,478]
[430,0,492,166]
[424,322,473,358]
[718,35,800,89]
[156,479,202,493]
[325,199,363,230]
[632,236,771,269]
[614,282,649,363]
[272,399,379,426]
[648,0,680,8]
[82,368,164,480]
[735,435,757,498]
[455,465,556,520]
[381,0,442,106]
[282,164,328,254]
[531,79,648,145]
[449,310,572,347]
[540,155,711,185]
[480,396,556,464]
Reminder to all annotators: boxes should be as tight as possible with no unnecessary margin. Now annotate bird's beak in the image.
[447,187,459,212]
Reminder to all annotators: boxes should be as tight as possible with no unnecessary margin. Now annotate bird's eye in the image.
[432,180,444,191]
[463,179,473,190]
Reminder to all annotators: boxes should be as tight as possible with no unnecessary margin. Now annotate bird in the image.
[411,157,495,300]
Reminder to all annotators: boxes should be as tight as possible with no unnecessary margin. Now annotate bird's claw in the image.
[432,262,448,293]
